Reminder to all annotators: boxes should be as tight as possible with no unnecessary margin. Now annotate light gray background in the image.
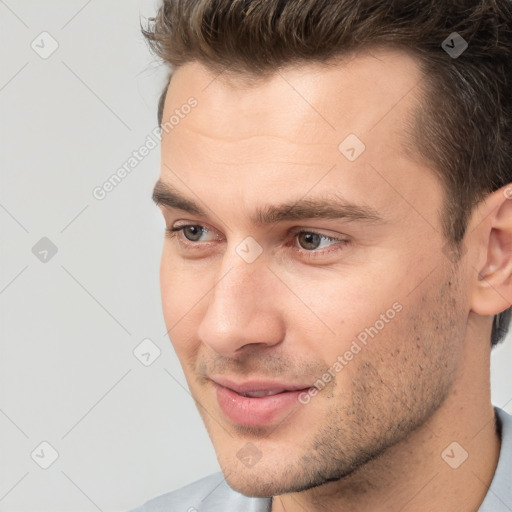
[0,1,511,511]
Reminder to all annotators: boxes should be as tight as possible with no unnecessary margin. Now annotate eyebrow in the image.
[152,179,384,226]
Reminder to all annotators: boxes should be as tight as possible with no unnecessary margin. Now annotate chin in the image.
[223,471,283,498]
[220,461,325,498]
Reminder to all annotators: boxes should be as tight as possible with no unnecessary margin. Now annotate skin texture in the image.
[156,50,512,511]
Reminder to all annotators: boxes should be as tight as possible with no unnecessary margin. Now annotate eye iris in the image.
[184,226,203,241]
[298,232,321,250]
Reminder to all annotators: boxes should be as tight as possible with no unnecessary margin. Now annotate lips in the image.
[240,390,286,398]
[213,377,312,394]
[211,378,313,427]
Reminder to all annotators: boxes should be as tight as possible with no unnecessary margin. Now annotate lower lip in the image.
[215,384,309,427]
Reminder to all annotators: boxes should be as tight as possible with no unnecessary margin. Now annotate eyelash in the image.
[166,224,349,260]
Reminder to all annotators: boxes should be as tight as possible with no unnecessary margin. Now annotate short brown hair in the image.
[141,0,512,345]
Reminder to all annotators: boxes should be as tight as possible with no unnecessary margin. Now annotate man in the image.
[132,1,512,510]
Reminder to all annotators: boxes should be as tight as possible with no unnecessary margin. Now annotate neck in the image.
[271,336,500,512]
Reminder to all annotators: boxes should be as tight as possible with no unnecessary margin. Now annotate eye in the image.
[167,224,218,243]
[290,230,348,259]
[170,225,206,242]
[167,224,349,260]
[296,232,337,251]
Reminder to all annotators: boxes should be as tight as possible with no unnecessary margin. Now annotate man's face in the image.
[156,50,470,496]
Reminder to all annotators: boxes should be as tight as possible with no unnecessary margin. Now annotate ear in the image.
[470,184,512,316]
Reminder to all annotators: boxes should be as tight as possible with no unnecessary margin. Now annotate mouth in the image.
[239,390,290,398]
[210,377,313,427]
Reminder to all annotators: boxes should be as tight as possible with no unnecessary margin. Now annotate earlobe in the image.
[471,185,512,316]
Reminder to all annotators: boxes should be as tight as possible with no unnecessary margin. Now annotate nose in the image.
[197,247,285,358]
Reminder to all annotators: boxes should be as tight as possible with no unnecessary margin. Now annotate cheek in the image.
[291,270,402,341]
[159,251,180,320]
[289,274,413,388]
[159,251,206,359]
[159,248,209,317]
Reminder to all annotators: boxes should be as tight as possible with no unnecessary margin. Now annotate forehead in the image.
[163,48,424,143]
[158,49,442,234]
